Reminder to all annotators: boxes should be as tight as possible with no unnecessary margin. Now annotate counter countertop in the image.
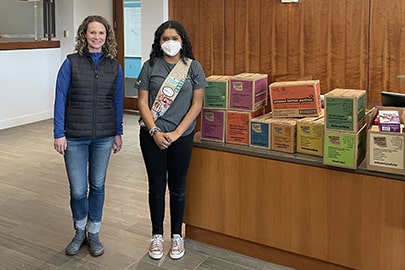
[193,132,405,182]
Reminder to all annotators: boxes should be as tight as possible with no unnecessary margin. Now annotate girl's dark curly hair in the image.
[75,15,117,59]
[149,20,194,66]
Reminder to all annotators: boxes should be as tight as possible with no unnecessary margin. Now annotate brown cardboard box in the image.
[229,73,268,112]
[271,118,297,153]
[274,74,313,82]
[324,88,367,133]
[269,80,322,118]
[204,75,230,109]
[200,108,226,142]
[367,125,405,175]
[366,106,405,129]
[296,115,324,156]
[226,109,264,145]
[365,106,405,175]
[323,124,367,170]
[249,112,273,149]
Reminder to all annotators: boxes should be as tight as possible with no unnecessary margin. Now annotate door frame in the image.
[113,0,138,111]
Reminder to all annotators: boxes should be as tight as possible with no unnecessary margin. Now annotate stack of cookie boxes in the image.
[249,80,323,153]
[200,73,268,145]
[366,106,405,175]
[323,88,367,169]
[200,75,230,142]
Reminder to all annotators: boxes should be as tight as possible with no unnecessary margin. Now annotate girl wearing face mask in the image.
[136,20,207,260]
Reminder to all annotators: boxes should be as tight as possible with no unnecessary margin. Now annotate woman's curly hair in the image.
[75,15,117,59]
[149,20,194,66]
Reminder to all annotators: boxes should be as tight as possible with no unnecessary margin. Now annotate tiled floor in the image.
[0,112,294,270]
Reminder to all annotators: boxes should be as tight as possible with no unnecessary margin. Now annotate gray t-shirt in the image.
[136,57,207,136]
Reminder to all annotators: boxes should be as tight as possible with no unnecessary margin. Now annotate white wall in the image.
[55,0,75,59]
[56,0,112,60]
[0,0,113,130]
[53,0,169,69]
[0,0,167,130]
[0,49,60,129]
[141,0,168,64]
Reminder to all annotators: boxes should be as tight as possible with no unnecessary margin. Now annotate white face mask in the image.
[161,40,182,57]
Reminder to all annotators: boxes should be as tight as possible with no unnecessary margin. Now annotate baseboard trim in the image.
[0,112,52,130]
[185,225,355,270]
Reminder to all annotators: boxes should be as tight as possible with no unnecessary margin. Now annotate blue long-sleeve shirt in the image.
[53,52,124,139]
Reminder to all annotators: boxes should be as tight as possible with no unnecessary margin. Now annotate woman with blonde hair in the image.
[53,15,124,257]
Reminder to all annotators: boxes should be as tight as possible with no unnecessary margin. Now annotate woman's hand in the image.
[113,135,123,153]
[54,137,67,155]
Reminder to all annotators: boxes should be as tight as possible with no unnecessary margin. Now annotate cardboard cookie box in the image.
[367,125,405,175]
[249,112,273,149]
[324,88,367,133]
[296,115,325,157]
[226,109,264,145]
[229,73,268,112]
[377,110,401,132]
[200,108,226,142]
[323,124,367,170]
[271,118,297,153]
[365,106,405,175]
[204,75,231,109]
[269,80,322,118]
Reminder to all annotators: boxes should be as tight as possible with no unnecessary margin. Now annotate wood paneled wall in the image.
[369,0,405,103]
[169,0,405,103]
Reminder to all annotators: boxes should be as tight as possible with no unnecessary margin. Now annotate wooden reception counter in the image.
[184,134,405,270]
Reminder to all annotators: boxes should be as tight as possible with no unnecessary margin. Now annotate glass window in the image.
[124,0,142,97]
[0,0,54,41]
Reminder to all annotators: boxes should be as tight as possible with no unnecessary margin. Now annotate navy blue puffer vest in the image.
[65,52,119,138]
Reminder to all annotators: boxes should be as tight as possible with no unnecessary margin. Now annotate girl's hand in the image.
[153,132,172,150]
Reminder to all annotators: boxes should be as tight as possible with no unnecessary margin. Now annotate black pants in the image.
[139,128,194,236]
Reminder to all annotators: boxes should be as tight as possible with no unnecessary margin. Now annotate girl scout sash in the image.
[151,58,192,121]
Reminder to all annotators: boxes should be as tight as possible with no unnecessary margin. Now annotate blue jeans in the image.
[64,136,114,233]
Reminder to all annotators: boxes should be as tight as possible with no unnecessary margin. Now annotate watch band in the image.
[149,126,162,137]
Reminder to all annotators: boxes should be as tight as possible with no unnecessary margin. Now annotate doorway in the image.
[113,0,141,111]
